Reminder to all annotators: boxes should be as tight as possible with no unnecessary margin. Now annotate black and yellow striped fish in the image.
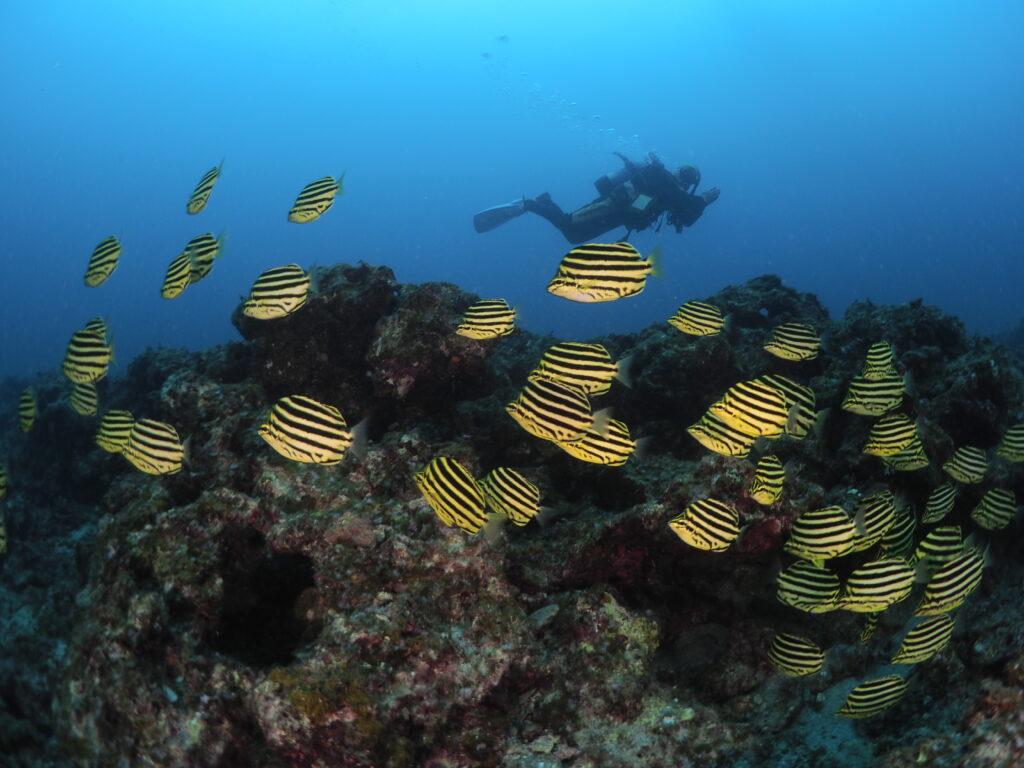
[850,491,896,552]
[911,525,963,577]
[915,547,985,616]
[891,615,954,665]
[18,388,36,434]
[996,424,1024,463]
[186,232,226,284]
[841,374,904,416]
[668,300,725,336]
[922,482,956,524]
[709,379,792,438]
[668,498,741,552]
[970,488,1017,531]
[858,613,880,645]
[763,322,819,361]
[785,505,858,563]
[836,557,915,612]
[61,328,113,383]
[69,381,99,417]
[242,264,311,320]
[186,161,223,215]
[259,395,355,465]
[880,437,928,471]
[83,235,121,287]
[530,342,630,396]
[687,411,758,458]
[414,456,488,535]
[776,560,840,614]
[161,250,193,300]
[505,378,596,444]
[881,504,917,559]
[860,340,898,380]
[546,242,661,303]
[748,454,784,505]
[767,633,824,677]
[479,467,541,526]
[756,374,816,439]
[942,446,987,484]
[835,675,907,719]
[95,410,135,454]
[122,419,185,475]
[288,173,345,223]
[455,299,516,340]
[863,413,917,457]
[556,418,637,466]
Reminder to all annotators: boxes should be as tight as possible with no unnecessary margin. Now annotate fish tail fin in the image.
[615,353,635,388]
[216,229,228,259]
[348,418,369,461]
[648,244,665,280]
[336,171,346,195]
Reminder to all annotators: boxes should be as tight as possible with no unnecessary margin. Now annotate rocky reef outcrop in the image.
[1,264,1022,767]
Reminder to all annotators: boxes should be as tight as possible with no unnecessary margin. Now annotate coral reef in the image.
[1,265,1023,767]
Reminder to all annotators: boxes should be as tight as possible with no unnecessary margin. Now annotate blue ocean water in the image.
[2,0,1022,379]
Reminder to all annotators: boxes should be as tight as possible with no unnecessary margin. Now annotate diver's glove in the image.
[702,187,721,205]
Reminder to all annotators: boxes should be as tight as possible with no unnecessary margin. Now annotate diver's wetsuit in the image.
[524,153,712,244]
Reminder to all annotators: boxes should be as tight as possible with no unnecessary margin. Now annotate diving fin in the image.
[473,198,527,233]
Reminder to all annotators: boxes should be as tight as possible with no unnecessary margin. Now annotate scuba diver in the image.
[473,152,720,244]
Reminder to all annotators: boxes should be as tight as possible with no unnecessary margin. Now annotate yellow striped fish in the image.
[996,424,1024,462]
[785,506,859,563]
[18,388,36,434]
[455,299,516,339]
[479,467,541,526]
[69,381,99,417]
[941,446,987,484]
[756,374,817,439]
[161,250,193,300]
[891,615,954,665]
[915,547,985,616]
[95,410,135,454]
[123,419,185,475]
[841,374,904,416]
[708,379,792,438]
[505,378,597,444]
[911,525,963,577]
[763,322,819,361]
[186,161,223,215]
[83,235,121,287]
[970,489,1017,531]
[835,675,907,719]
[835,557,915,612]
[61,328,113,383]
[880,504,916,559]
[860,341,898,380]
[259,395,355,465]
[668,300,725,336]
[748,454,784,505]
[242,264,311,320]
[530,342,630,396]
[414,456,488,535]
[288,173,345,223]
[84,317,110,341]
[922,482,956,524]
[546,242,661,303]
[687,412,757,458]
[668,498,741,552]
[767,633,824,677]
[186,232,226,284]
[863,413,917,457]
[849,490,896,552]
[776,560,840,614]
[556,418,637,466]
[858,613,880,645]
[880,437,928,471]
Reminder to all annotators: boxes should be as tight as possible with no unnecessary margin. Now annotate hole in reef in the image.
[206,529,319,667]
